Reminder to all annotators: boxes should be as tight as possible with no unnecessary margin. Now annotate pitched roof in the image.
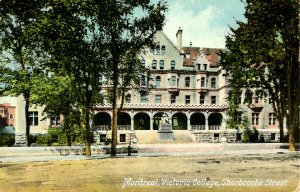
[182,47,223,67]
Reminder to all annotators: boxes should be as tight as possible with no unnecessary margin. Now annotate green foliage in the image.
[0,134,15,146]
[242,127,259,143]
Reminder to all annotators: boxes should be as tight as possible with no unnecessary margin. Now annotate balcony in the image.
[209,125,220,130]
[191,125,205,131]
[168,88,179,94]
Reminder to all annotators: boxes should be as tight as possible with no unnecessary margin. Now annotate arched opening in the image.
[171,60,175,69]
[153,112,164,130]
[172,113,187,130]
[161,45,166,55]
[155,76,161,88]
[201,77,206,87]
[134,113,150,130]
[208,113,222,130]
[190,113,205,130]
[118,112,131,130]
[94,112,111,130]
[159,60,164,70]
[185,76,190,87]
[211,77,216,88]
[152,60,157,69]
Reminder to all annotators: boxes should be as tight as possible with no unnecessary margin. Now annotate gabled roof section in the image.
[182,47,200,66]
[159,31,181,53]
[182,47,223,67]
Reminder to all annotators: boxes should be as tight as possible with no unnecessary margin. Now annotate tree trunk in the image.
[24,91,30,147]
[83,105,91,156]
[111,62,119,156]
[278,116,284,143]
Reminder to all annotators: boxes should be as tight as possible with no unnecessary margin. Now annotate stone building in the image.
[0,29,283,145]
[92,28,284,144]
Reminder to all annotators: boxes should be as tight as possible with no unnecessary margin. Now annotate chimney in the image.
[176,27,183,51]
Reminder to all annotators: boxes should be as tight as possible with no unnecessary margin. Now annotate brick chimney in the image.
[176,27,183,51]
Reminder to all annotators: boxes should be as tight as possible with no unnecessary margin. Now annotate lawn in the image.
[0,153,299,192]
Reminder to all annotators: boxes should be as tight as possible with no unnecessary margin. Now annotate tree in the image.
[220,0,299,150]
[0,0,45,146]
[36,0,104,156]
[93,0,167,156]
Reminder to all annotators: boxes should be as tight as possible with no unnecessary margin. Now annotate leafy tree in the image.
[36,0,104,156]
[0,0,46,146]
[220,0,299,150]
[93,0,167,156]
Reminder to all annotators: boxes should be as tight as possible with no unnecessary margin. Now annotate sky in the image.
[161,0,246,48]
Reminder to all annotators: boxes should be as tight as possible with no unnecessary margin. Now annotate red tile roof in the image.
[182,47,223,67]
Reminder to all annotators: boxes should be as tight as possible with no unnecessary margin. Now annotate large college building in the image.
[0,29,284,145]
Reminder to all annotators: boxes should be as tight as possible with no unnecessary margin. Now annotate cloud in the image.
[163,0,244,48]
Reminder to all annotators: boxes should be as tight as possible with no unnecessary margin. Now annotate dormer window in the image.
[156,45,160,55]
[171,60,175,70]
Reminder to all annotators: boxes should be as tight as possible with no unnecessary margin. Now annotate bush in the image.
[0,134,15,146]
[35,134,52,146]
[242,128,259,143]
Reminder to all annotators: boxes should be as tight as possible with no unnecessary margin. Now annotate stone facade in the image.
[0,29,285,145]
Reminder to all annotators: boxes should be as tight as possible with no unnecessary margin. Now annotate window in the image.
[214,133,219,141]
[171,76,176,86]
[170,94,176,104]
[140,75,146,86]
[155,95,161,104]
[0,109,7,116]
[203,64,207,70]
[269,113,276,125]
[200,94,205,104]
[271,133,276,141]
[234,112,242,123]
[254,96,259,103]
[125,94,131,103]
[211,96,216,104]
[100,134,107,142]
[197,64,201,70]
[155,76,161,88]
[185,77,190,87]
[140,92,147,103]
[120,134,126,142]
[171,60,175,69]
[252,113,259,125]
[161,45,166,55]
[140,59,145,68]
[9,114,13,119]
[159,60,164,70]
[211,77,216,88]
[152,60,157,69]
[29,111,38,126]
[50,115,60,126]
[201,77,205,87]
[185,95,191,105]
[99,76,103,86]
[156,45,160,55]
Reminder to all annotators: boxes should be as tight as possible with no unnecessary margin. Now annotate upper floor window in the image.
[197,64,201,70]
[140,59,145,68]
[152,60,157,69]
[234,112,242,123]
[140,75,147,86]
[200,94,205,104]
[171,76,176,86]
[9,114,13,119]
[50,115,60,126]
[203,64,207,70]
[269,113,276,125]
[171,60,175,70]
[185,95,191,105]
[211,77,216,88]
[252,113,259,125]
[254,96,259,103]
[201,77,206,87]
[0,109,7,116]
[29,111,38,126]
[185,77,190,87]
[211,96,216,104]
[159,60,164,70]
[140,92,147,103]
[161,45,166,55]
[156,45,160,55]
[125,94,131,103]
[155,76,161,88]
[155,95,161,104]
[170,94,176,104]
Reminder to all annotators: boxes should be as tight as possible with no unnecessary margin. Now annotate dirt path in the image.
[0,153,299,192]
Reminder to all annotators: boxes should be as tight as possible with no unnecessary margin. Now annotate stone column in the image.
[130,118,134,131]
[150,118,154,130]
[187,118,191,131]
[205,118,209,131]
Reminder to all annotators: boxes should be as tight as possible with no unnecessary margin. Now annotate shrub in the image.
[0,134,15,146]
[35,134,52,146]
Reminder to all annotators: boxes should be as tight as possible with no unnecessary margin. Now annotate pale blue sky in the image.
[161,0,246,48]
